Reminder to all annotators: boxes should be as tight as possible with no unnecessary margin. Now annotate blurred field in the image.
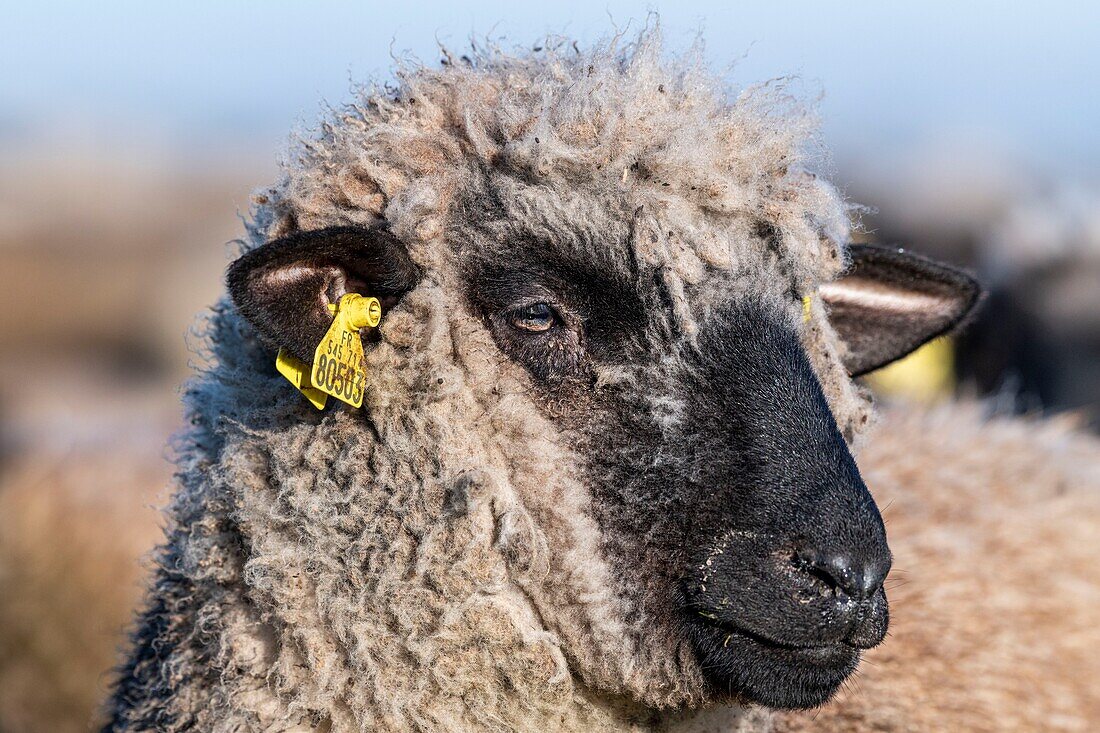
[0,147,265,732]
[0,382,168,732]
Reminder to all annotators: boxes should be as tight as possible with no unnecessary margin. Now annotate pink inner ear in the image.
[261,264,317,286]
[262,264,348,308]
[805,244,981,376]
[819,276,958,319]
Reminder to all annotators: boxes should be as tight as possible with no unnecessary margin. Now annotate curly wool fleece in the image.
[107,29,874,733]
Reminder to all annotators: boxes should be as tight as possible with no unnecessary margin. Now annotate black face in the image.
[464,239,892,710]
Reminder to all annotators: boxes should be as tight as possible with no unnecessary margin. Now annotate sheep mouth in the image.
[683,614,861,709]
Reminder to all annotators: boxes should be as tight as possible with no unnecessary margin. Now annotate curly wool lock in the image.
[104,29,884,733]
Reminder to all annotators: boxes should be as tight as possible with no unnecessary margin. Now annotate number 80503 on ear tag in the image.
[311,293,381,408]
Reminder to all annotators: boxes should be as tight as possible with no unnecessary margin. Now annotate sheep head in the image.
[220,29,981,727]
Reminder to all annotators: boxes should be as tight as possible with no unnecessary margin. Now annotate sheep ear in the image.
[819,244,983,377]
[227,226,419,363]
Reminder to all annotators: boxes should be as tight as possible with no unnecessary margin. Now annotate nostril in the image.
[790,552,841,594]
[793,551,888,601]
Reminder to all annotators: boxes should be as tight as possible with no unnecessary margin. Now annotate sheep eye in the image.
[509,302,556,332]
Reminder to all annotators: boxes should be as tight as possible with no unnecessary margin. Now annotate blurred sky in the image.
[3,1,1100,178]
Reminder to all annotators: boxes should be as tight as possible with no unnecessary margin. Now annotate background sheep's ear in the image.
[820,244,983,377]
[227,226,419,363]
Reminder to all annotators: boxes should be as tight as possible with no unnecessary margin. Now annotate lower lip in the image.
[693,617,860,668]
[688,618,862,708]
[721,626,848,656]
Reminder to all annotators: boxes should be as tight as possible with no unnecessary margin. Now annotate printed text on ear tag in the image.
[802,295,813,322]
[310,293,382,408]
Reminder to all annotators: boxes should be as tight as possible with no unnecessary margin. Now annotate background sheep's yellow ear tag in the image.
[275,349,328,410]
[802,295,813,322]
[309,293,381,408]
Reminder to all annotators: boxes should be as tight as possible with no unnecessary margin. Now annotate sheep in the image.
[102,28,1045,732]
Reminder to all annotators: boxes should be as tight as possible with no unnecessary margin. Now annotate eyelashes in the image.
[507,302,559,333]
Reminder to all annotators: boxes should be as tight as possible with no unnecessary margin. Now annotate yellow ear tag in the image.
[309,293,381,408]
[802,295,813,322]
[275,348,329,410]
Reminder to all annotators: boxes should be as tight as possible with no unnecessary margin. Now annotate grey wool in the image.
[105,27,885,732]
